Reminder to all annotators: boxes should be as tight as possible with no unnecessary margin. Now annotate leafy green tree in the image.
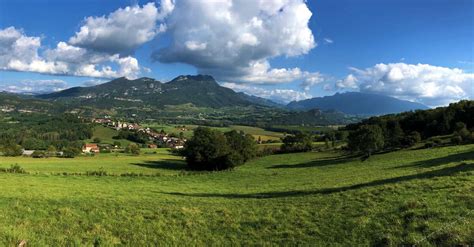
[113,141,121,148]
[46,145,57,157]
[224,130,257,162]
[183,127,230,170]
[125,143,141,155]
[281,132,313,153]
[402,131,421,147]
[93,137,102,143]
[3,144,23,157]
[62,147,81,158]
[348,125,384,157]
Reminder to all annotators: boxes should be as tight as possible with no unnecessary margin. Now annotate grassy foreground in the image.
[0,145,473,245]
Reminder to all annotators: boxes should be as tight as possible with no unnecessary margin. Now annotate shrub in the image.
[31,150,46,158]
[424,142,435,148]
[3,144,23,157]
[451,135,463,145]
[125,143,141,155]
[0,164,27,174]
[402,131,422,147]
[62,147,81,158]
[280,132,313,153]
[93,137,101,143]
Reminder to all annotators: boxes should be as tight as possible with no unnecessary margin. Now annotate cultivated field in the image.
[0,145,473,245]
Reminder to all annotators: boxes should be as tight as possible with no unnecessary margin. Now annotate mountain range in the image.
[38,75,428,115]
[287,92,428,115]
[39,75,258,108]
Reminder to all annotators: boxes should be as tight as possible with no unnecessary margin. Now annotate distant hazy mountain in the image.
[287,92,428,115]
[39,75,279,108]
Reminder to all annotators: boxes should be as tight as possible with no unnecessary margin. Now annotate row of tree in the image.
[344,100,474,156]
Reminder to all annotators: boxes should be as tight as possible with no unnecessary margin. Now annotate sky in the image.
[0,0,472,106]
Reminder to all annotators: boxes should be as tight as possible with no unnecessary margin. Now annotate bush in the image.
[3,144,23,157]
[125,143,140,155]
[32,150,46,158]
[424,142,435,148]
[451,135,463,145]
[280,132,313,153]
[0,164,27,174]
[402,131,422,147]
[93,137,101,143]
[62,147,81,158]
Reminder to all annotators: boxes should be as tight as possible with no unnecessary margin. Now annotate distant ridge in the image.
[287,92,428,115]
[38,75,280,108]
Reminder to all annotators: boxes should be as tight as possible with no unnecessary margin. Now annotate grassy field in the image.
[142,124,285,141]
[86,125,134,146]
[0,145,473,245]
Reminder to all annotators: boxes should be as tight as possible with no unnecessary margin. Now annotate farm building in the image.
[82,144,100,153]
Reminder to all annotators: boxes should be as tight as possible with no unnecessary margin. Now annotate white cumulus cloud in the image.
[0,27,143,78]
[154,0,318,84]
[337,63,474,106]
[222,82,311,104]
[69,1,173,54]
[0,79,68,94]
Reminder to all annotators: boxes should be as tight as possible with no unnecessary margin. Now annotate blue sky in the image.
[0,0,472,106]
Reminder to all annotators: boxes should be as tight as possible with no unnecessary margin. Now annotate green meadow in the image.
[0,145,473,245]
[142,124,285,141]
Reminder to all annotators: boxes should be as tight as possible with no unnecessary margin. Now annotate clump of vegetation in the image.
[124,143,141,155]
[280,132,313,153]
[61,147,81,158]
[2,144,23,157]
[343,100,474,157]
[183,127,257,170]
[0,164,27,174]
[348,125,384,157]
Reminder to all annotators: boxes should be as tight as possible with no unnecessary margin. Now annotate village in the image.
[84,117,187,153]
[18,117,187,157]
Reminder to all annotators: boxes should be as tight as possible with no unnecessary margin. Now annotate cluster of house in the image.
[91,118,186,150]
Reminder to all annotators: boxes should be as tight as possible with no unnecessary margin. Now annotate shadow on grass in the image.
[393,149,474,169]
[268,154,358,169]
[163,163,473,199]
[131,159,187,171]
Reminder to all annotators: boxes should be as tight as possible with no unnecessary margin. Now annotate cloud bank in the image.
[336,63,474,106]
[154,0,319,84]
[222,82,311,104]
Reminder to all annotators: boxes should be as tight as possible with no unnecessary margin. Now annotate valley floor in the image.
[0,145,473,245]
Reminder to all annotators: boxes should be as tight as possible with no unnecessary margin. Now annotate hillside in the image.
[39,75,269,108]
[0,92,62,113]
[0,144,472,245]
[287,92,429,115]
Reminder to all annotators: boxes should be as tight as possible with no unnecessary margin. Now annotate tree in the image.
[93,137,101,143]
[46,145,57,157]
[281,132,313,153]
[183,127,230,170]
[402,131,421,147]
[348,125,384,157]
[113,141,121,148]
[62,147,81,158]
[3,144,23,157]
[125,143,140,155]
[224,130,257,163]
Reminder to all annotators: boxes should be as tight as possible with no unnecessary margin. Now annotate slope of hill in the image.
[39,75,268,108]
[287,92,429,115]
[1,143,472,245]
[0,92,61,113]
